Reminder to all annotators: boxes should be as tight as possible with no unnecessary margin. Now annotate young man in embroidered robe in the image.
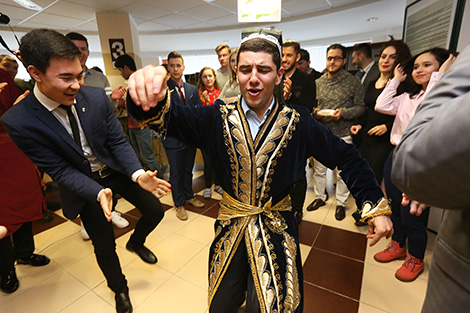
[125,29,393,313]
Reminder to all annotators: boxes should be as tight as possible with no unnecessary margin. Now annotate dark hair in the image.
[114,54,136,71]
[299,49,310,62]
[380,40,411,73]
[353,43,372,59]
[327,44,347,58]
[197,67,220,92]
[238,38,281,70]
[404,47,453,96]
[90,66,103,73]
[65,32,88,48]
[167,51,183,63]
[20,29,80,73]
[282,39,300,55]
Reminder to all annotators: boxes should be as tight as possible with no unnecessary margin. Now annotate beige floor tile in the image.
[60,291,115,313]
[157,192,175,206]
[53,209,67,219]
[92,264,172,310]
[153,233,206,274]
[159,207,201,233]
[33,221,81,251]
[65,254,106,289]
[299,243,311,266]
[175,214,216,245]
[360,262,427,313]
[176,246,210,289]
[115,198,136,214]
[0,271,88,313]
[134,275,207,313]
[40,231,95,269]
[302,201,331,224]
[116,222,174,253]
[15,260,63,292]
[122,260,173,307]
[358,302,390,313]
[116,244,142,268]
[0,261,63,306]
[322,196,368,235]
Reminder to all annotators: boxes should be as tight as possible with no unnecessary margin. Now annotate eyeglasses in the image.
[327,56,344,62]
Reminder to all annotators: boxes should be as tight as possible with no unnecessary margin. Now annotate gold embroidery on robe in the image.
[209,100,301,311]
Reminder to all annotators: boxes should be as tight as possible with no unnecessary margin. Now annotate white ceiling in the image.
[0,0,407,56]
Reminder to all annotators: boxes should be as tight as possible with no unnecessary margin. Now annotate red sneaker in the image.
[374,240,406,263]
[395,254,424,282]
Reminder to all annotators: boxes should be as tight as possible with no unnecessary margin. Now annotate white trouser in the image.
[313,135,352,206]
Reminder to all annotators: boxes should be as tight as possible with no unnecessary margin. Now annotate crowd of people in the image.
[0,25,466,313]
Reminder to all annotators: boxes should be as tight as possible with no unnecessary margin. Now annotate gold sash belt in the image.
[218,191,292,220]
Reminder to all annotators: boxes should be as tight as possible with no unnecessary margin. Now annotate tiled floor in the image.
[0,165,433,313]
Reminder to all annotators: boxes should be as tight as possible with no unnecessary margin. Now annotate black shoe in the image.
[335,206,346,221]
[352,210,367,226]
[46,202,61,212]
[115,290,133,313]
[126,241,157,264]
[294,211,303,225]
[306,199,326,211]
[36,210,53,223]
[17,254,50,266]
[0,269,19,293]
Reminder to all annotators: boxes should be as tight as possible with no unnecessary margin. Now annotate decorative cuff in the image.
[360,197,392,223]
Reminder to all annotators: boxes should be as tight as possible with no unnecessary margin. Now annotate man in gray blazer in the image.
[392,46,468,313]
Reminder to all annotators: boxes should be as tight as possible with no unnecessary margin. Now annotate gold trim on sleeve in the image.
[360,197,392,222]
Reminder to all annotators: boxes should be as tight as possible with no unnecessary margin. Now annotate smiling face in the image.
[378,46,397,74]
[237,50,283,116]
[70,40,89,71]
[412,52,440,87]
[282,46,300,74]
[30,56,84,106]
[201,68,215,89]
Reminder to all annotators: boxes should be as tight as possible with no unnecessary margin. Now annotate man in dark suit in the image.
[1,29,171,313]
[281,40,317,224]
[352,43,380,92]
[163,51,204,221]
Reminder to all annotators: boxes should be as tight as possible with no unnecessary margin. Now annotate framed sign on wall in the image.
[403,0,466,55]
[109,38,126,63]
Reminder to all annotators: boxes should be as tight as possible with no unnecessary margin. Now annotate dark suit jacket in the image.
[1,86,142,220]
[361,62,380,92]
[285,68,316,112]
[163,78,202,149]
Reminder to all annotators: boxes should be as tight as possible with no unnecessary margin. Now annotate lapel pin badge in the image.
[82,108,85,112]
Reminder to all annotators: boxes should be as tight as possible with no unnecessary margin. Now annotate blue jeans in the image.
[129,128,163,178]
[384,150,429,259]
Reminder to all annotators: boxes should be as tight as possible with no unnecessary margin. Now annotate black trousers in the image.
[80,172,164,293]
[209,240,261,313]
[0,222,35,274]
